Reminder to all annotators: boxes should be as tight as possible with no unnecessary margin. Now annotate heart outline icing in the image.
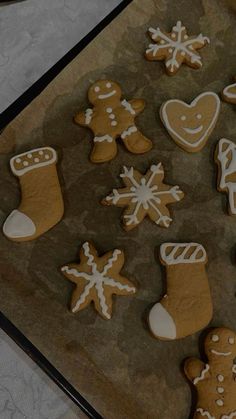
[160,92,220,152]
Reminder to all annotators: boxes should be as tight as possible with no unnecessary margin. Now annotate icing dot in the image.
[168,48,173,53]
[181,115,186,121]
[217,375,224,382]
[181,51,185,56]
[160,40,165,44]
[27,153,32,158]
[34,158,40,163]
[109,114,115,120]
[111,121,117,126]
[106,82,112,88]
[229,337,235,344]
[216,399,224,407]
[212,334,219,342]
[196,113,202,120]
[184,34,188,40]
[16,158,21,163]
[45,154,50,160]
[171,33,176,39]
[39,150,44,155]
[23,161,29,167]
[217,387,224,394]
[94,86,100,92]
[106,107,113,113]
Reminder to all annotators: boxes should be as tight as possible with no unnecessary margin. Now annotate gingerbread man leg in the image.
[121,126,152,154]
[91,134,117,163]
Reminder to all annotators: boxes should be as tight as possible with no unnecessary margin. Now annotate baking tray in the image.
[1,0,236,417]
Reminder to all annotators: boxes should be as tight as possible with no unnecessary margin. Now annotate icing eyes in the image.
[180,115,186,121]
[196,113,202,120]
[94,86,100,92]
[211,335,219,342]
[229,337,235,345]
[106,82,112,88]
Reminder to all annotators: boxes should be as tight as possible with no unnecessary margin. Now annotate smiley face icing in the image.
[222,77,236,105]
[184,327,236,419]
[160,92,220,153]
[74,80,152,163]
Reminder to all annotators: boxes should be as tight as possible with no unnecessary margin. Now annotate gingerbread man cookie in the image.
[61,242,136,319]
[215,139,236,215]
[74,80,152,163]
[160,92,220,152]
[102,163,184,231]
[145,20,210,76]
[222,77,236,104]
[184,327,236,419]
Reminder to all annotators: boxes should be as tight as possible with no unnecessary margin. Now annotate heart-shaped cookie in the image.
[160,92,220,152]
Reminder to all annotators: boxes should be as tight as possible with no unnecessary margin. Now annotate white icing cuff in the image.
[10,147,57,176]
[160,243,207,265]
[3,210,36,239]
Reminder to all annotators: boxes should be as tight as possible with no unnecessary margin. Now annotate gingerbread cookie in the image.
[145,20,210,76]
[102,163,184,231]
[222,77,236,104]
[74,80,152,163]
[215,138,236,215]
[61,242,136,319]
[184,327,236,419]
[3,147,64,241]
[160,92,220,152]
[148,243,213,340]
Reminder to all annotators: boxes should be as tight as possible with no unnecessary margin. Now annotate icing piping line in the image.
[222,411,236,419]
[196,408,215,419]
[193,364,210,385]
[85,108,93,124]
[223,84,236,99]
[102,249,121,275]
[94,134,113,143]
[10,147,57,177]
[160,242,207,265]
[121,126,137,139]
[121,99,135,115]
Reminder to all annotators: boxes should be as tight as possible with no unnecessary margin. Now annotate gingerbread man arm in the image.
[74,108,93,127]
[128,99,146,114]
[184,357,208,385]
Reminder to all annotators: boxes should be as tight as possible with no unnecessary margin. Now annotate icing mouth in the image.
[98,90,116,99]
[183,125,203,135]
[211,349,232,356]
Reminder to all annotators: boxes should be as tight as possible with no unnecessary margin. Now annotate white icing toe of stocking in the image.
[149,303,176,339]
[3,210,36,239]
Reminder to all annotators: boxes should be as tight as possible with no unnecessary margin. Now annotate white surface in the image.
[0,0,122,113]
[0,329,82,419]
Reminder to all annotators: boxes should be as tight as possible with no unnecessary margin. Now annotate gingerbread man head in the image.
[88,80,122,105]
[205,327,236,363]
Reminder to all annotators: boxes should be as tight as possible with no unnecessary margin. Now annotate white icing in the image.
[161,92,220,150]
[94,135,113,143]
[111,121,117,126]
[106,82,111,88]
[10,147,57,177]
[217,386,224,394]
[181,115,186,121]
[109,114,115,119]
[147,21,210,72]
[193,364,210,385]
[197,113,202,119]
[183,125,203,134]
[105,163,182,228]
[23,161,29,167]
[217,375,224,382]
[229,337,235,344]
[196,408,215,419]
[212,334,219,342]
[27,153,32,158]
[106,107,113,113]
[211,349,232,356]
[232,365,236,373]
[148,303,176,339]
[222,412,236,419]
[62,242,135,319]
[94,86,100,92]
[223,83,236,99]
[98,90,116,99]
[85,108,93,125]
[121,99,135,115]
[121,126,137,139]
[216,399,224,407]
[3,209,36,239]
[160,242,206,265]
[217,138,236,214]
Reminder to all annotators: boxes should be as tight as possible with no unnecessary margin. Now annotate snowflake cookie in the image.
[74,80,152,163]
[145,20,210,76]
[184,327,236,419]
[102,163,184,231]
[61,242,136,319]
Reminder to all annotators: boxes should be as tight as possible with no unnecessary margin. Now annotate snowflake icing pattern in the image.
[103,163,184,230]
[145,20,210,75]
[61,242,136,319]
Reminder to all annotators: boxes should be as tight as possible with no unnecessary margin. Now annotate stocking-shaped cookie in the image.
[148,243,213,340]
[3,147,64,241]
[215,138,236,215]
[184,327,236,419]
[222,76,236,104]
[74,80,152,163]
